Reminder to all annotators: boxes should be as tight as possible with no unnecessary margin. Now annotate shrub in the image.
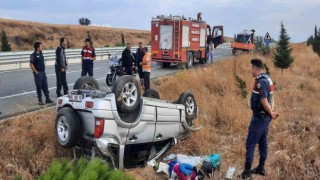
[39,157,134,180]
[1,30,12,51]
[235,75,248,98]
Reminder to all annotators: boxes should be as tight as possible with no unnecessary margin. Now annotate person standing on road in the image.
[81,38,96,77]
[240,59,280,179]
[122,43,135,75]
[207,41,214,63]
[140,47,151,90]
[55,37,68,97]
[135,42,145,84]
[29,42,54,105]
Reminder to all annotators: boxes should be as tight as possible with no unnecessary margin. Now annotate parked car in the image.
[55,76,200,169]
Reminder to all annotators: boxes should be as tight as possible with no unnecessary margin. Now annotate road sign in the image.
[264,32,271,40]
[264,32,271,46]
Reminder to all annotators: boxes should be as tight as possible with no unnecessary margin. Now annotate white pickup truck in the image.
[55,76,200,169]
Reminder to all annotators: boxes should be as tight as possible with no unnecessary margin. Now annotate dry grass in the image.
[0,44,319,179]
[0,18,150,51]
[128,44,320,179]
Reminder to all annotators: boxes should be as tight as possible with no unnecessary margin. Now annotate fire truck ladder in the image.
[173,20,181,59]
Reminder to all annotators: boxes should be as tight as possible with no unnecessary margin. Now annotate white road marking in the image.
[46,67,106,77]
[0,77,105,100]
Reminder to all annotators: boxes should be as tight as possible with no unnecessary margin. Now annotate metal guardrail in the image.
[0,46,145,70]
[0,43,232,71]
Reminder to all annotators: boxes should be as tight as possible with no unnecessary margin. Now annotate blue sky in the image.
[0,0,319,42]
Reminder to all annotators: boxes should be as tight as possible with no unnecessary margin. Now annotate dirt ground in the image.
[0,44,319,179]
[0,18,150,51]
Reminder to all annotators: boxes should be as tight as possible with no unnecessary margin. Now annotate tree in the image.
[311,25,320,56]
[121,33,125,46]
[79,17,91,26]
[1,30,12,51]
[307,35,314,47]
[87,31,93,46]
[273,22,294,73]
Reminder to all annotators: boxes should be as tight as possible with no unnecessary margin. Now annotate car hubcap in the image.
[122,82,137,107]
[57,116,69,143]
[185,97,195,115]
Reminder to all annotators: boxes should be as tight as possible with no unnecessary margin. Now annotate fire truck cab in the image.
[151,14,224,68]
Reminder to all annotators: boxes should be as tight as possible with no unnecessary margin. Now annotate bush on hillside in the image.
[39,157,133,180]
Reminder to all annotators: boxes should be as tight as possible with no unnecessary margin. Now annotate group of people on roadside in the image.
[122,42,152,90]
[29,38,151,105]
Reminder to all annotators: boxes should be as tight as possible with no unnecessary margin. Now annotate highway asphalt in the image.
[0,48,231,120]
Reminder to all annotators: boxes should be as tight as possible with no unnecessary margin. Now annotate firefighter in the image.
[240,59,280,179]
[135,42,145,84]
[81,38,96,77]
[140,47,151,90]
[122,43,135,75]
[55,37,68,97]
[29,42,54,105]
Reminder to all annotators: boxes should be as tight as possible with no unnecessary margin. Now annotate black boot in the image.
[45,97,54,104]
[57,93,62,98]
[38,98,45,105]
[240,162,252,179]
[251,158,266,176]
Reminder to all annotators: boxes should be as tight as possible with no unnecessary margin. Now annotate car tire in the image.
[178,92,197,127]
[106,73,116,86]
[113,75,141,113]
[143,89,160,99]
[186,52,193,69]
[73,76,100,90]
[55,107,81,148]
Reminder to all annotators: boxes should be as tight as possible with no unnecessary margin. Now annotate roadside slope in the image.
[0,44,319,179]
[0,18,150,51]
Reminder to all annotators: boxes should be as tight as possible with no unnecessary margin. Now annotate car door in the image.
[123,105,156,168]
[154,104,181,142]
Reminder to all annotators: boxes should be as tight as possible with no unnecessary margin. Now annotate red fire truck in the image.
[151,14,224,68]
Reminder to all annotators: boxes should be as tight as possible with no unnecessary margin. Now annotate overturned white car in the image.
[55,76,200,169]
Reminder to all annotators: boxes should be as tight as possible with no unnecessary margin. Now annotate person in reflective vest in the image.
[140,47,151,90]
[240,59,280,179]
[81,38,96,77]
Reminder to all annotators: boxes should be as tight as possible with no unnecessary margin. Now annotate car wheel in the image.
[106,73,116,86]
[73,76,100,90]
[143,89,160,99]
[186,52,193,69]
[55,107,81,148]
[178,92,197,127]
[113,75,141,113]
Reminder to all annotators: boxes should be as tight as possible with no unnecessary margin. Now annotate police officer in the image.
[55,37,68,97]
[29,42,53,105]
[240,59,280,179]
[81,38,96,76]
[122,43,135,75]
[140,47,151,90]
[135,42,145,84]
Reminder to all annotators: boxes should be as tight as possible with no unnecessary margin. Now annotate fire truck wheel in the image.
[186,52,193,69]
[113,75,141,113]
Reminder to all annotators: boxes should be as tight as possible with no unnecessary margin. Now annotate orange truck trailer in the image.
[231,29,256,55]
[151,14,224,68]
